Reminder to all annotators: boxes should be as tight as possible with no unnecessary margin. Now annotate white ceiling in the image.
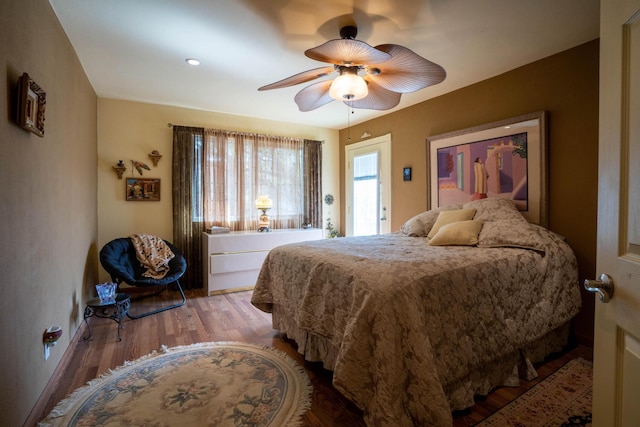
[49,0,599,130]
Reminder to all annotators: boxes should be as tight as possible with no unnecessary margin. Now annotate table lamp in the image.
[255,195,273,232]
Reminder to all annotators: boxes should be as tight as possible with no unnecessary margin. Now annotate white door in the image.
[345,134,391,236]
[591,1,640,425]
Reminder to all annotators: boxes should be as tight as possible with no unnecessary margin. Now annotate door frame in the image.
[345,134,392,236]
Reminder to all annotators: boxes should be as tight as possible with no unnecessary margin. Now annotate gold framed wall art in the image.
[17,73,46,137]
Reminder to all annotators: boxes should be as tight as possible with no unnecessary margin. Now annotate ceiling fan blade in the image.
[366,44,446,93]
[258,66,335,91]
[305,39,391,66]
[294,80,334,112]
[345,79,401,110]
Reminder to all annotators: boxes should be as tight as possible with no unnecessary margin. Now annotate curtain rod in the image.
[167,122,323,143]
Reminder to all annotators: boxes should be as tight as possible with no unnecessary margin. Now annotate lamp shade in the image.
[329,72,368,101]
[255,195,273,209]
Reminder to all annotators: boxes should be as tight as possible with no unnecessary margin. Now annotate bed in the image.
[250,198,581,426]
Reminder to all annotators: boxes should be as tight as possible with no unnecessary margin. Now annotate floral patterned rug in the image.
[39,342,312,426]
[478,357,592,427]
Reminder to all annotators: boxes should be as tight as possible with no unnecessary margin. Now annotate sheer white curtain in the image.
[173,126,321,288]
[202,129,305,231]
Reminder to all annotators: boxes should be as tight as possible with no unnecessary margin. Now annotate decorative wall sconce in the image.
[112,160,127,179]
[148,150,162,167]
[255,195,273,232]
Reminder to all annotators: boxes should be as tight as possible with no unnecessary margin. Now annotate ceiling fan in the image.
[258,25,446,112]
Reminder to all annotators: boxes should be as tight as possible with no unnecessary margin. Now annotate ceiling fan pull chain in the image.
[347,105,351,141]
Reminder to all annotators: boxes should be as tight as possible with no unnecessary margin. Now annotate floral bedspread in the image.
[251,226,580,426]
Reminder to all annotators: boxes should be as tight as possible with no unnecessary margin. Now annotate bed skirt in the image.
[272,304,572,412]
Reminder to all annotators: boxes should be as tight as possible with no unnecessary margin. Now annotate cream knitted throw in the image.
[129,234,175,279]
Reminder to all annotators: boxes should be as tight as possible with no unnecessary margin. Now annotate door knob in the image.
[380,206,387,221]
[584,273,614,303]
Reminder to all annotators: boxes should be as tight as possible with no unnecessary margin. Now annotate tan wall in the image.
[339,40,599,346]
[0,2,98,426]
[97,99,340,283]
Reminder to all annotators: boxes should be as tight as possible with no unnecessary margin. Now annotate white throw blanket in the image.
[129,234,175,279]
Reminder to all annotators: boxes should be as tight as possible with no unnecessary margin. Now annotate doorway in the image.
[345,134,391,236]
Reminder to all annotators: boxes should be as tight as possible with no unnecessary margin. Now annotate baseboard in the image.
[23,322,88,427]
[208,286,255,296]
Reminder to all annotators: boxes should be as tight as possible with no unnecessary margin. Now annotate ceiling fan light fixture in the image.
[329,69,368,101]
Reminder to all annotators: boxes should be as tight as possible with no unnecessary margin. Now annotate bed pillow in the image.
[427,208,476,238]
[400,204,462,237]
[477,220,546,253]
[460,198,546,252]
[427,220,483,246]
[462,198,528,223]
[401,210,440,237]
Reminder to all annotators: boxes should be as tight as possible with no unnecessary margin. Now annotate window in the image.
[202,130,309,230]
[172,126,322,288]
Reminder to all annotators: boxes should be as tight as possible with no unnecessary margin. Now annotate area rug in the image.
[39,342,312,426]
[477,357,592,427]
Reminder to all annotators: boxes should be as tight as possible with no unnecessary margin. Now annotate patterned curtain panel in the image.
[304,139,322,228]
[172,126,204,289]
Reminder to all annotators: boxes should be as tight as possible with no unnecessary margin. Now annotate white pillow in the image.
[427,208,476,238]
[428,220,483,246]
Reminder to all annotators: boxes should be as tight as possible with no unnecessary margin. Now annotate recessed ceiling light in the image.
[185,58,200,66]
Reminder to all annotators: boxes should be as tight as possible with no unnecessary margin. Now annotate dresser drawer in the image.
[209,251,268,274]
[206,234,273,253]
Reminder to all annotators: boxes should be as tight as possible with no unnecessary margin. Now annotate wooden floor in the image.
[31,288,592,427]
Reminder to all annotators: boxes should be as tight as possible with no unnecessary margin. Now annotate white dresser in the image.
[202,228,323,294]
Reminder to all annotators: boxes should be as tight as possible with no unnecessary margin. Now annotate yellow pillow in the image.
[428,220,483,246]
[427,208,476,238]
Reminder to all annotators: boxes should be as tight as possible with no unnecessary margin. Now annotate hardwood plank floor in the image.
[31,288,592,426]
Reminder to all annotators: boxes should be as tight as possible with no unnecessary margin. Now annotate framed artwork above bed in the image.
[427,111,548,226]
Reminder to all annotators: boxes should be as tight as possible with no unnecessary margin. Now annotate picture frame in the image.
[16,73,46,137]
[426,111,547,226]
[403,167,412,181]
[126,178,161,201]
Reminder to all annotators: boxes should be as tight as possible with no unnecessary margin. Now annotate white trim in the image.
[345,134,392,236]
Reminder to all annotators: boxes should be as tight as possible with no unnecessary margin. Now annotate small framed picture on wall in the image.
[126,178,161,201]
[16,73,46,137]
[403,167,412,181]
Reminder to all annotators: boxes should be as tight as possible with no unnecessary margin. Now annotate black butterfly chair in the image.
[99,237,187,319]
